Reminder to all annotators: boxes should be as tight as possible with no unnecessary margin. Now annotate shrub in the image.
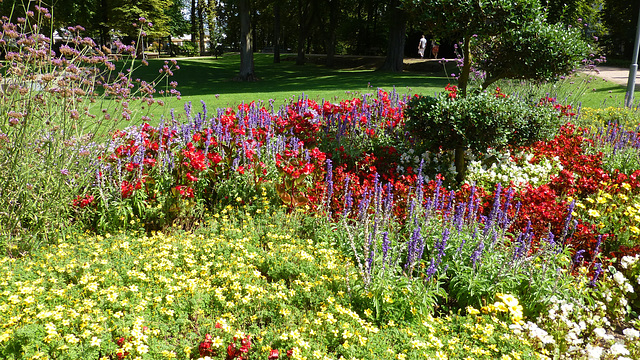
[404,86,563,181]
[178,42,199,57]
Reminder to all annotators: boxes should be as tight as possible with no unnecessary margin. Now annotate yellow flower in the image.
[630,226,640,234]
[497,293,519,308]
[435,351,448,360]
[587,209,600,218]
[466,306,480,315]
[493,302,508,312]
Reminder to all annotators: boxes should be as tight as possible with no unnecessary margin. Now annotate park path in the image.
[592,65,640,86]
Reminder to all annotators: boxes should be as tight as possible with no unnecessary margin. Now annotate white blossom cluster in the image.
[465,150,563,190]
[396,148,459,180]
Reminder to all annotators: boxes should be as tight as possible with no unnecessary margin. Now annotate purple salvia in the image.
[368,230,377,276]
[343,185,353,218]
[573,249,586,267]
[200,99,208,119]
[358,189,372,221]
[589,262,603,287]
[593,234,602,257]
[454,203,466,232]
[425,228,448,281]
[561,200,576,242]
[325,159,334,207]
[498,187,515,229]
[484,183,502,236]
[381,231,390,269]
[184,101,192,120]
[470,240,484,269]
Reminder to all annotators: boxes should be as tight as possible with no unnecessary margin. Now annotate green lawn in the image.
[121,53,633,124]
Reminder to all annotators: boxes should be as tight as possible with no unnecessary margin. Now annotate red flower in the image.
[186,172,199,182]
[199,334,213,357]
[268,349,280,359]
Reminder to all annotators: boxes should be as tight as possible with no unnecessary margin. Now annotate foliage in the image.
[544,0,606,42]
[109,0,174,39]
[404,86,563,180]
[178,42,201,56]
[586,121,640,176]
[410,0,593,95]
[579,107,640,129]
[406,87,562,154]
[473,19,592,89]
[602,0,640,58]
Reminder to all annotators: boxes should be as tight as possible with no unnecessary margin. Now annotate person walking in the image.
[418,35,427,59]
[431,40,440,59]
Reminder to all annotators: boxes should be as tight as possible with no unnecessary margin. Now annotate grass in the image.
[132,54,452,122]
[125,53,632,122]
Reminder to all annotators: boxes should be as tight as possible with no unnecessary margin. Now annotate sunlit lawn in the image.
[124,53,632,126]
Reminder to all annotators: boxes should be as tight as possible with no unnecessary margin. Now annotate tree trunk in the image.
[198,0,206,55]
[326,0,338,67]
[236,0,256,81]
[207,0,216,56]
[455,147,466,183]
[274,1,281,63]
[379,0,406,72]
[190,0,197,43]
[296,0,306,65]
[458,36,472,97]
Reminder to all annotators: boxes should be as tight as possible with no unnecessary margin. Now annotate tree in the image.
[235,0,256,81]
[273,0,281,63]
[602,0,640,58]
[110,0,172,39]
[379,0,406,72]
[295,0,318,65]
[410,0,591,96]
[475,19,591,90]
[165,0,189,55]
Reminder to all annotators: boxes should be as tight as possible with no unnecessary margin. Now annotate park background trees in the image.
[1,0,636,70]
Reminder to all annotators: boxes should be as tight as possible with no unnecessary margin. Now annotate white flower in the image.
[624,283,634,293]
[620,255,639,269]
[623,328,639,339]
[593,327,607,339]
[90,336,101,347]
[613,272,627,286]
[609,343,630,356]
[560,303,574,314]
[586,344,603,360]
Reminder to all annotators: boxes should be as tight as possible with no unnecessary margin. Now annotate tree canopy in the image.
[406,0,591,95]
